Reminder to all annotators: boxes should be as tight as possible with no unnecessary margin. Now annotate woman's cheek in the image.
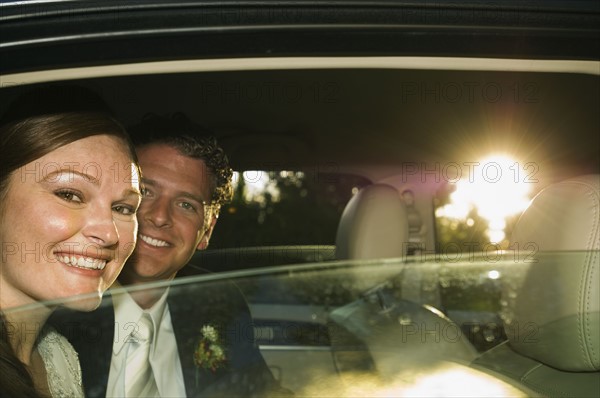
[40,211,81,241]
[117,219,138,262]
[43,202,80,225]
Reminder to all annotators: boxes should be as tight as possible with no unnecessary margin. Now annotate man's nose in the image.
[142,196,172,228]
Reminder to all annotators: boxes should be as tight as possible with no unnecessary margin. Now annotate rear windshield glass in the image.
[210,171,371,248]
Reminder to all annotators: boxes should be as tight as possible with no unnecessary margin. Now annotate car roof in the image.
[2,0,599,73]
[1,0,599,182]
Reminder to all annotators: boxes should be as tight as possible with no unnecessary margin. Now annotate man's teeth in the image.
[140,234,169,247]
[60,255,107,270]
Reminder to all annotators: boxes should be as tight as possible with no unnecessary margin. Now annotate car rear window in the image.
[210,171,371,249]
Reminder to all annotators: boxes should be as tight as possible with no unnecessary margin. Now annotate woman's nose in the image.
[82,206,119,246]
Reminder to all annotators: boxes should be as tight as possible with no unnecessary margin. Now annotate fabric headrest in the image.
[509,174,599,371]
[335,184,408,260]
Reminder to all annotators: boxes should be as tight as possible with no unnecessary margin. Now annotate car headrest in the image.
[509,174,599,372]
[335,184,409,260]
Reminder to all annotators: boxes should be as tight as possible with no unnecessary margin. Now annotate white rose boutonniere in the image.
[194,325,227,372]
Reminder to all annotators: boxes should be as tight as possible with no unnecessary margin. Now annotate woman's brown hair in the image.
[0,111,139,203]
[0,109,140,396]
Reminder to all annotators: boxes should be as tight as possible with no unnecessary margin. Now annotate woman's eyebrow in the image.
[42,169,100,185]
[122,188,143,200]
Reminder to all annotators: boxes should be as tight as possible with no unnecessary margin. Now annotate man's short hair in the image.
[129,113,233,208]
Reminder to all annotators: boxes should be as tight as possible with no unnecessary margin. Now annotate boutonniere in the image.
[194,325,227,372]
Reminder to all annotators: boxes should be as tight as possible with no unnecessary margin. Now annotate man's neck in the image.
[127,287,167,310]
[117,271,177,309]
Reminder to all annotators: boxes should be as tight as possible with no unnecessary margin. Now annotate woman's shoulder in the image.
[37,326,84,398]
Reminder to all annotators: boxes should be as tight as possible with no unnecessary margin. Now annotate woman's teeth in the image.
[59,255,107,270]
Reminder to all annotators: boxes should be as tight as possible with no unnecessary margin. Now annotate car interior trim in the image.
[1,56,598,86]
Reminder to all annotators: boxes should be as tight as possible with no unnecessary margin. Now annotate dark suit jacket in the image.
[50,279,285,397]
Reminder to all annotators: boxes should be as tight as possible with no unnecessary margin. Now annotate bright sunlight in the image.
[436,154,533,243]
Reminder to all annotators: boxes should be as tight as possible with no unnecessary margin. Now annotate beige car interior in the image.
[472,174,600,397]
[335,183,409,260]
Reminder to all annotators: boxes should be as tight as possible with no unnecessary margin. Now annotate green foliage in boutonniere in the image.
[194,325,227,372]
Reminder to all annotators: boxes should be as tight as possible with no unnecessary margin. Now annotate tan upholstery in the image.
[473,174,600,396]
[335,184,409,260]
[510,174,599,371]
[329,295,478,380]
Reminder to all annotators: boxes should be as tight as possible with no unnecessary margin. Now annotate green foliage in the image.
[434,183,519,252]
[434,183,491,252]
[435,209,489,252]
[210,172,369,249]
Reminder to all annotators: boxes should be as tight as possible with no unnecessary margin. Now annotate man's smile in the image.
[139,233,170,247]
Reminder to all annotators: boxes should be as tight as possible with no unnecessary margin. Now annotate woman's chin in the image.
[59,292,104,312]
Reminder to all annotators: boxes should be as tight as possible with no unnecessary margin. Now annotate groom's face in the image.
[119,143,216,285]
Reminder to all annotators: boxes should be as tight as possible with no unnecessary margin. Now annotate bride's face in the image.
[0,134,141,311]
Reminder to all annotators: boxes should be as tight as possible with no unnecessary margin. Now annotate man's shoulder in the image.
[170,267,249,309]
[167,269,253,342]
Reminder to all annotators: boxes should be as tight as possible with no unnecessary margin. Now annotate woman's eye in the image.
[113,205,136,215]
[55,190,83,203]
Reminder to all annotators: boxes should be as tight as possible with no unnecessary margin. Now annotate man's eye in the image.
[55,189,83,203]
[141,187,152,197]
[179,202,196,211]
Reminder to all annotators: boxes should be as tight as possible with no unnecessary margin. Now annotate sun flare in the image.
[436,154,533,243]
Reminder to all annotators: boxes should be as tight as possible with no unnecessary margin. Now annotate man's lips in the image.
[56,253,108,270]
[139,233,170,248]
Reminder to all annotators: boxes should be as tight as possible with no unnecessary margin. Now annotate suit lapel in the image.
[168,281,260,397]
[168,290,202,397]
[79,296,115,398]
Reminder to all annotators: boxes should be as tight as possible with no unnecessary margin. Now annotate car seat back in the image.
[473,174,600,397]
[335,184,409,260]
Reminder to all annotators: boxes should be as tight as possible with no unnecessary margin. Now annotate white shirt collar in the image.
[111,282,170,356]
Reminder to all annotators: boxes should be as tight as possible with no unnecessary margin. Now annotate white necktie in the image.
[125,313,159,397]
